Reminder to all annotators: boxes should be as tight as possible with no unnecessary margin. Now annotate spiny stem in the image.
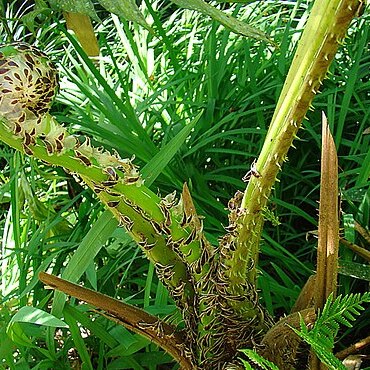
[220,0,364,318]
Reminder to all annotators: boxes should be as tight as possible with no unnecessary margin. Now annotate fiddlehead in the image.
[0,43,58,153]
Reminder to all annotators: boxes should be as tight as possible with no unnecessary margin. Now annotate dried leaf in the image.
[315,112,339,309]
[311,112,340,369]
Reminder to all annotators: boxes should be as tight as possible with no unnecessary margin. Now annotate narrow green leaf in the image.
[63,304,118,348]
[62,30,157,159]
[0,330,16,365]
[343,213,355,243]
[273,198,317,226]
[356,145,370,186]
[63,309,93,370]
[170,0,269,42]
[106,336,149,357]
[8,306,68,328]
[6,322,35,348]
[6,322,57,359]
[20,0,51,33]
[51,211,118,316]
[141,112,202,186]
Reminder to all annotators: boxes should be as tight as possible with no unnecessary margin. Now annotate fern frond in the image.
[292,328,347,370]
[314,293,370,341]
[291,292,370,370]
[240,349,280,370]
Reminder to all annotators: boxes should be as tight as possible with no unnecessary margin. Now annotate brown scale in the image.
[101,179,118,187]
[124,174,140,184]
[23,143,33,156]
[105,189,121,197]
[54,138,64,153]
[155,263,176,282]
[103,166,118,180]
[43,138,54,155]
[150,219,164,235]
[137,238,156,251]
[75,151,92,167]
[107,200,120,208]
[130,203,153,222]
[118,215,134,232]
[159,202,172,227]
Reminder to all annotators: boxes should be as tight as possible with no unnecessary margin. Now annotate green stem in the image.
[0,118,195,307]
[221,0,363,317]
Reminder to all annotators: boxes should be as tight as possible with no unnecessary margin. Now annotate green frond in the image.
[239,349,280,370]
[292,292,370,369]
[293,318,345,369]
[315,293,370,338]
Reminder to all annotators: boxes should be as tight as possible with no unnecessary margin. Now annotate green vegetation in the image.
[0,0,369,369]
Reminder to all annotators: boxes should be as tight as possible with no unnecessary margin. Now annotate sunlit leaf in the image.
[8,306,68,328]
[97,0,152,31]
[170,0,269,41]
[141,112,202,186]
[47,0,98,20]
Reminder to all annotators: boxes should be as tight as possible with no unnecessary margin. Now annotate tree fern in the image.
[292,293,370,370]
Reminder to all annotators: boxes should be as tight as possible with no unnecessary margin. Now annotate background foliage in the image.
[0,0,369,368]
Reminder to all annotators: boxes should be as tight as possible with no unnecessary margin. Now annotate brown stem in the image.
[340,237,370,263]
[335,335,370,360]
[354,221,370,246]
[39,272,194,370]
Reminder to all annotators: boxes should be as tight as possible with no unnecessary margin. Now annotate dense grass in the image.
[0,0,369,368]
